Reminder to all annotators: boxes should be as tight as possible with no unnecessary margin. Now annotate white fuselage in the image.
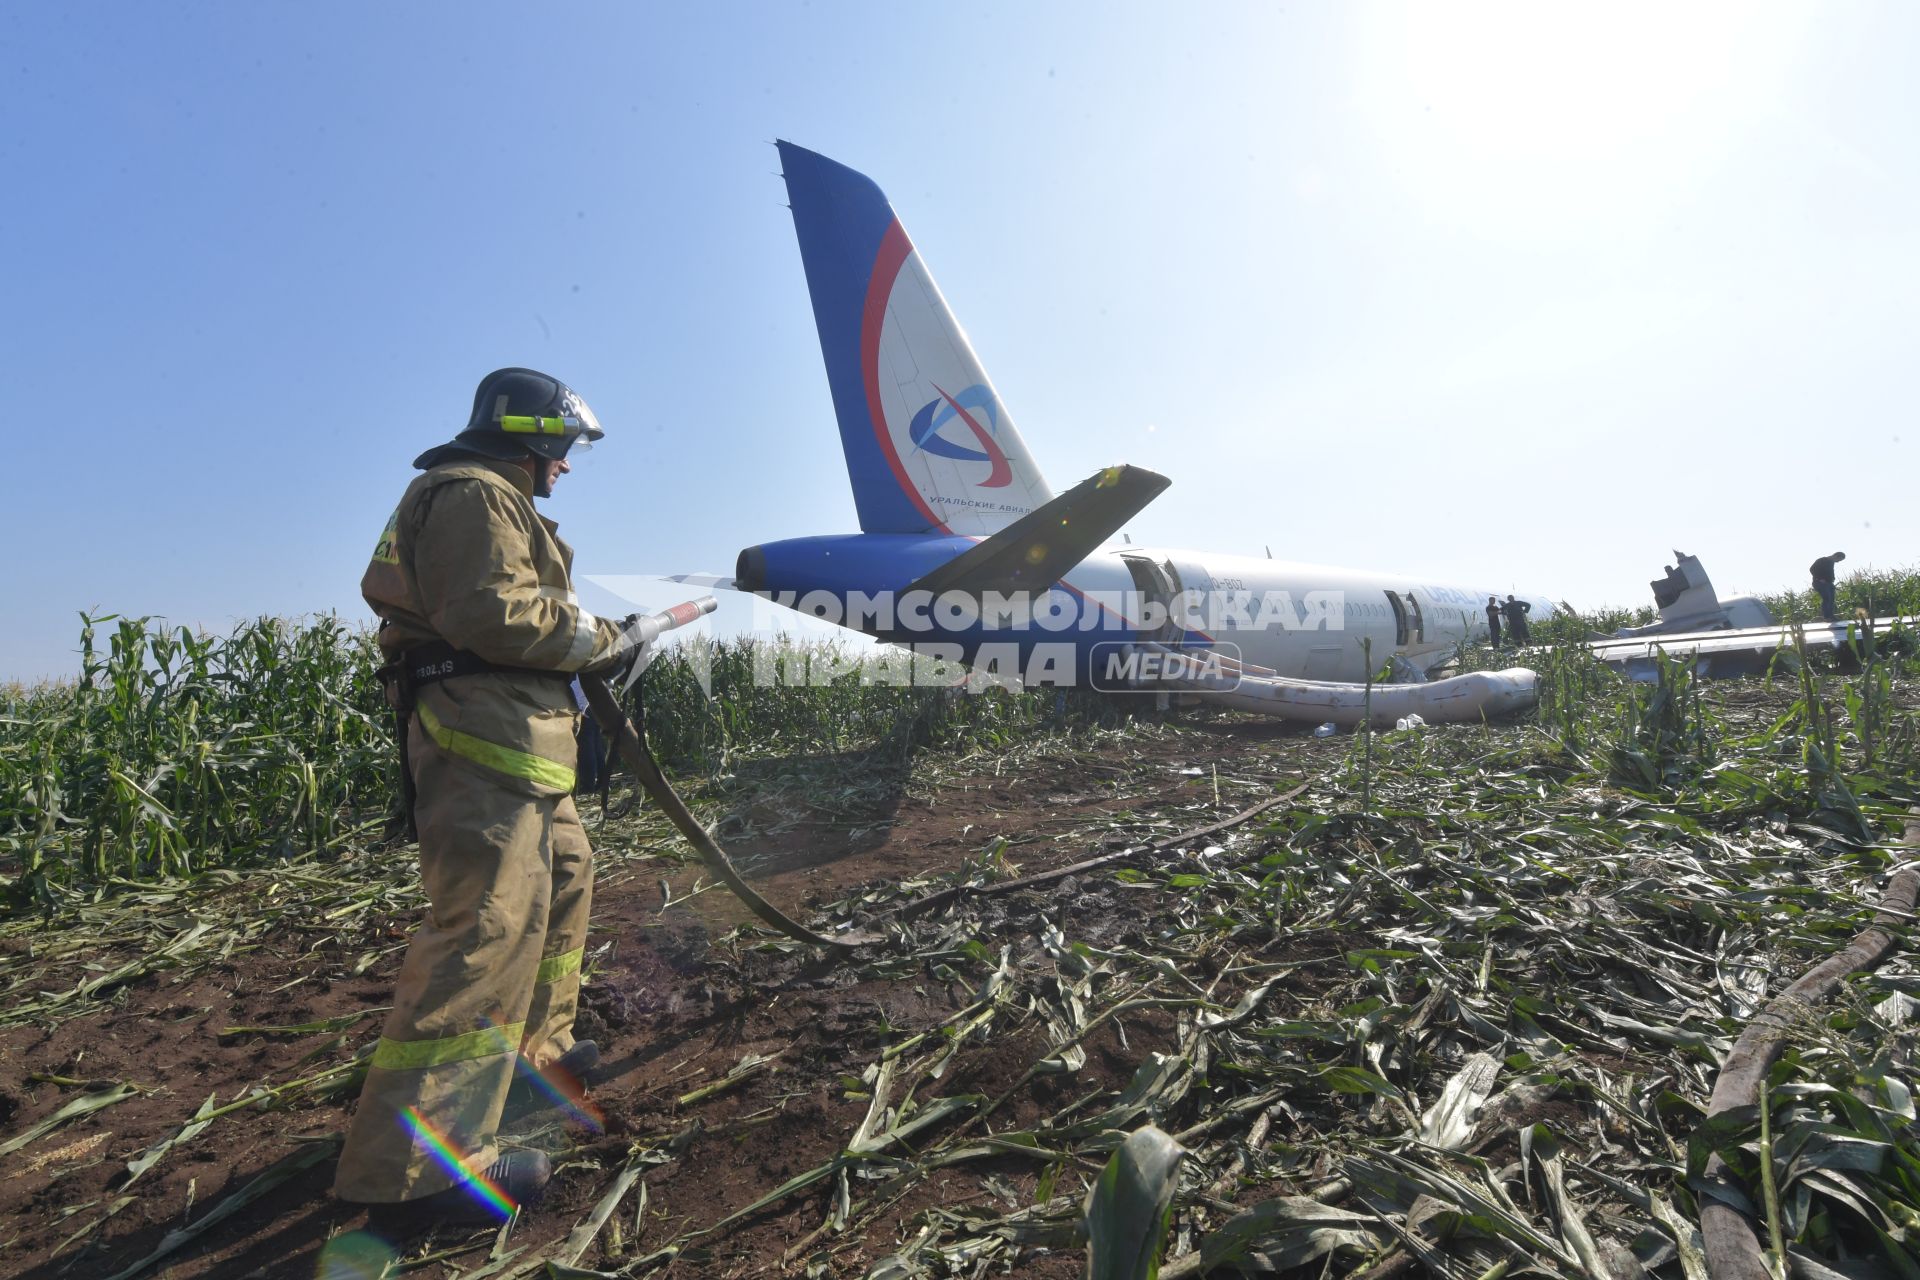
[1054,545,1553,682]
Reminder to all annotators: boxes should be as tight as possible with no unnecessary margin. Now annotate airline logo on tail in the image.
[863,238,1049,533]
[908,384,1011,488]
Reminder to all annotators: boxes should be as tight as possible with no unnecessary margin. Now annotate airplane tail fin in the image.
[778,141,1053,537]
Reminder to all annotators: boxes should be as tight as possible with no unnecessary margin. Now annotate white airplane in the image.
[715,143,1554,723]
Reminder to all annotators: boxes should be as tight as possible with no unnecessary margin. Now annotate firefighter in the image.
[338,368,644,1224]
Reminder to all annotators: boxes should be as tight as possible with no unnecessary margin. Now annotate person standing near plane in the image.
[1484,596,1503,648]
[1502,594,1532,646]
[339,368,645,1227]
[1810,551,1846,622]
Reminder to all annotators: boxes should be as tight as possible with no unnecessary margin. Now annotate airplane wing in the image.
[655,572,737,592]
[1586,616,1912,676]
[902,464,1169,599]
[581,573,740,616]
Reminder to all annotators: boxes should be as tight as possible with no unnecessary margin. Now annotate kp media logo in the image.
[1089,641,1243,693]
[906,383,1011,487]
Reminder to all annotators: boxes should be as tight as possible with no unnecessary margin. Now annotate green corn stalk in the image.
[3,618,1132,901]
[1362,637,1374,811]
[1084,1125,1186,1280]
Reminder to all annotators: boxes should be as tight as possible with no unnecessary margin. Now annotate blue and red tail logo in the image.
[906,383,1011,488]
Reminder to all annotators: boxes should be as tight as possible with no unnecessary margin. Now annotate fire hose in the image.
[578,597,881,952]
[1698,812,1920,1278]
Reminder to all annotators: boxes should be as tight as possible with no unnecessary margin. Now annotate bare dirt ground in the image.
[1,716,1352,1279]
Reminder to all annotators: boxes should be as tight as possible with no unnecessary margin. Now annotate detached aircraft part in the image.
[1611,553,1774,639]
[1137,643,1537,727]
[1584,553,1909,680]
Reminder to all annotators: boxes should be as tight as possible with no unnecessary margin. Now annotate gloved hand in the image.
[585,597,715,691]
[587,614,657,692]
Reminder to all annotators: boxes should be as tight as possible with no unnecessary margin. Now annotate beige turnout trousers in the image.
[334,726,594,1203]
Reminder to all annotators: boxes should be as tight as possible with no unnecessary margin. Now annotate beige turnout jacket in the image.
[362,457,624,795]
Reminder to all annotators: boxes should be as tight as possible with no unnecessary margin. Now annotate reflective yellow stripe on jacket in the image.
[415,702,576,792]
[534,948,584,986]
[372,1022,525,1071]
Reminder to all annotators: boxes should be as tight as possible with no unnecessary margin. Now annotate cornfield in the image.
[0,614,392,905]
[6,586,1920,1280]
[0,617,1126,907]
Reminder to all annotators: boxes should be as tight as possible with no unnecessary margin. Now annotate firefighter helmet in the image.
[414,367,606,469]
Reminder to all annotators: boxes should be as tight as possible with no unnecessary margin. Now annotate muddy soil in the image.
[0,717,1356,1279]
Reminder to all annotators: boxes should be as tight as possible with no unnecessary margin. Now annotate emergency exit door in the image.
[1385,590,1424,646]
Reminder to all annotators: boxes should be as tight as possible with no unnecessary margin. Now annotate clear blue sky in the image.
[5,2,1916,680]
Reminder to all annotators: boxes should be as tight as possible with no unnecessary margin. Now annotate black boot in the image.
[363,1149,553,1230]
[554,1039,600,1082]
[509,1039,600,1107]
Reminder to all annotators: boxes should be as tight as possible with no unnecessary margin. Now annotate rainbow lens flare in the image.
[511,1053,604,1132]
[314,1228,397,1278]
[399,1107,517,1220]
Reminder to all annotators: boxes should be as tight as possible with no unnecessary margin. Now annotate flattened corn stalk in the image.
[12,613,1920,1279]
[1698,812,1920,1280]
[737,665,1920,1279]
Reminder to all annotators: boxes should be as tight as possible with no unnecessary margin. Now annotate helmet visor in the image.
[557,390,605,443]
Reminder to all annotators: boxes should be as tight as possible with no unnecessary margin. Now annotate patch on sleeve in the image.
[371,507,401,565]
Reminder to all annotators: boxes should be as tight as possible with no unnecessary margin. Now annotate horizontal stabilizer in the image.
[904,465,1169,599]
